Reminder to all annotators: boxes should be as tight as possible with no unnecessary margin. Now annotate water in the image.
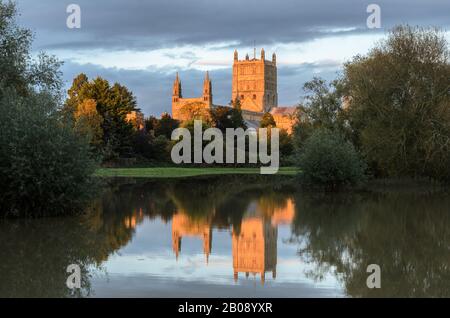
[1,176,449,297]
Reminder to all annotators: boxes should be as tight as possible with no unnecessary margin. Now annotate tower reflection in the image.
[172,212,212,263]
[170,196,295,284]
[232,217,277,285]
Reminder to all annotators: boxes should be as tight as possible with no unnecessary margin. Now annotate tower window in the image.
[253,94,256,100]
[241,95,244,100]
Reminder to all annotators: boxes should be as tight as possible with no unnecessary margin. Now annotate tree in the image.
[65,75,138,159]
[292,77,350,150]
[260,112,276,128]
[179,101,210,121]
[154,113,180,138]
[298,129,367,189]
[0,1,62,96]
[343,25,450,181]
[145,116,159,133]
[302,77,344,130]
[0,1,96,217]
[279,129,294,157]
[0,91,97,217]
[209,106,246,132]
[74,99,104,150]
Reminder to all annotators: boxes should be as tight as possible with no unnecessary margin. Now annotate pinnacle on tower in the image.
[203,71,212,103]
[261,48,265,60]
[173,72,182,97]
[234,49,238,61]
[203,71,211,93]
[272,52,277,64]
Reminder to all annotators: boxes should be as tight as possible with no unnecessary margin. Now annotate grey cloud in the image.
[16,0,450,51]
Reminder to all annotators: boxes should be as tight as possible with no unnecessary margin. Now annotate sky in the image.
[15,0,450,116]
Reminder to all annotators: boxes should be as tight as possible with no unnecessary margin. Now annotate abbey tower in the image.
[232,48,278,113]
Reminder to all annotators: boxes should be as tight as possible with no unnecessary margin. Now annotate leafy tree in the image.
[74,99,104,151]
[132,131,171,163]
[260,112,276,128]
[279,129,294,156]
[154,113,180,138]
[209,106,246,132]
[0,1,62,96]
[179,101,210,120]
[343,25,450,181]
[0,1,96,217]
[65,75,138,159]
[301,77,345,130]
[144,116,159,133]
[298,129,366,189]
[293,78,350,151]
[0,90,97,217]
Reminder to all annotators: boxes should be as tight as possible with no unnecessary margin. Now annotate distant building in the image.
[171,49,297,133]
[126,110,145,130]
[269,107,297,134]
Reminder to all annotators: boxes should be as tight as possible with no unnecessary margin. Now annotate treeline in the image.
[292,25,450,187]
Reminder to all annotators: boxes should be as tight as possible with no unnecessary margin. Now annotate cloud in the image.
[17,0,450,52]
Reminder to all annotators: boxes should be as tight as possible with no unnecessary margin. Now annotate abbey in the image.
[171,49,297,133]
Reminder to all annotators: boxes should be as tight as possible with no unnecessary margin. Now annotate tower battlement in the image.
[232,48,278,113]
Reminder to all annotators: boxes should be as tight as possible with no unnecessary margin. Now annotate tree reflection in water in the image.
[291,191,450,297]
[0,176,448,297]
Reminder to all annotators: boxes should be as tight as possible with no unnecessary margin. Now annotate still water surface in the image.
[1,176,449,297]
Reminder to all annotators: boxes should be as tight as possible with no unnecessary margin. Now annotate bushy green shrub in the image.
[298,129,366,188]
[0,2,97,217]
[0,90,97,217]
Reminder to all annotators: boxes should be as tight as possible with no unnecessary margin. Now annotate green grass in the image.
[95,167,299,178]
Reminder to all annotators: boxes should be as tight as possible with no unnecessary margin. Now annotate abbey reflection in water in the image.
[0,177,449,297]
[95,177,450,296]
[124,178,296,284]
[171,198,294,283]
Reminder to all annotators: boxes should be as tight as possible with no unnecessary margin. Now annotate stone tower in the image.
[232,48,278,113]
[202,71,212,104]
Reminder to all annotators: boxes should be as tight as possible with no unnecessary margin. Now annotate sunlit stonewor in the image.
[172,213,213,263]
[169,196,295,284]
[269,198,295,226]
[126,111,145,131]
[232,217,277,285]
[172,49,297,131]
[123,208,145,229]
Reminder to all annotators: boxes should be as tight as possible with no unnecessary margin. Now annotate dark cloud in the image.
[16,0,450,51]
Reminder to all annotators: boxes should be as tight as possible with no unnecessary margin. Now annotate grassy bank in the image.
[96,167,298,178]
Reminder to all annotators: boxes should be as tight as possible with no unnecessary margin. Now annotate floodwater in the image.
[1,176,449,297]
